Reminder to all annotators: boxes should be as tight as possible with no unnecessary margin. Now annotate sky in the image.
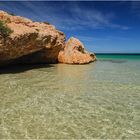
[0,1,140,53]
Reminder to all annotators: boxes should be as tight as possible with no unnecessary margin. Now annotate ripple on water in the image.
[0,61,140,139]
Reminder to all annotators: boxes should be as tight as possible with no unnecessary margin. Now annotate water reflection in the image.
[55,63,96,80]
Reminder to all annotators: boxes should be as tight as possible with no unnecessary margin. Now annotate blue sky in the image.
[0,1,140,53]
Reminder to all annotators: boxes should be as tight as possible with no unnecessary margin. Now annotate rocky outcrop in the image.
[58,37,96,64]
[0,11,96,66]
[0,11,65,66]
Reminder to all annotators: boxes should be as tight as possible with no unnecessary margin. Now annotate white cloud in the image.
[74,35,110,42]
[74,35,130,43]
[47,2,129,30]
[0,1,129,30]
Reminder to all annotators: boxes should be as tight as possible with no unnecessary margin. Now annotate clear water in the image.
[0,55,140,139]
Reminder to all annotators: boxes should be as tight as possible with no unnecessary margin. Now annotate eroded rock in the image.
[0,11,65,66]
[58,37,96,64]
[0,11,96,66]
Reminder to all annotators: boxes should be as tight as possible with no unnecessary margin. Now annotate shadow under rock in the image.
[0,63,54,74]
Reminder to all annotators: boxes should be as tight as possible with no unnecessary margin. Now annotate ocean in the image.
[0,54,140,139]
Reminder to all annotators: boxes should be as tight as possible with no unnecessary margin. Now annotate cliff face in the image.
[0,11,95,66]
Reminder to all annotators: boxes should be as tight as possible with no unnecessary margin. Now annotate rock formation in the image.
[0,10,96,66]
[58,37,96,64]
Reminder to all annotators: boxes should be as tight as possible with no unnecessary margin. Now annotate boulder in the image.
[58,37,96,64]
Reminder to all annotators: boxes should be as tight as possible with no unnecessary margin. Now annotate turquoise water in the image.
[0,55,140,139]
[97,54,140,60]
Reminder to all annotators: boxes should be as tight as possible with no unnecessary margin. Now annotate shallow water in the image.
[0,55,140,139]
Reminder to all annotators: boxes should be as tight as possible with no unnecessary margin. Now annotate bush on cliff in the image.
[0,20,13,39]
[8,12,15,16]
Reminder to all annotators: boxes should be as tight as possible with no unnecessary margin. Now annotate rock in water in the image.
[58,37,96,64]
[0,11,65,66]
[0,10,96,66]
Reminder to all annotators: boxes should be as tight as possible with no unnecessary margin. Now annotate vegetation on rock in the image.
[0,20,13,39]
[8,12,15,16]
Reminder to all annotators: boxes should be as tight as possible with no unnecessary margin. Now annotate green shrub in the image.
[0,20,13,39]
[43,21,50,25]
[8,12,15,16]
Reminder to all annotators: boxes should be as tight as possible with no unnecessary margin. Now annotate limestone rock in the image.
[0,11,65,66]
[0,10,96,66]
[58,37,96,64]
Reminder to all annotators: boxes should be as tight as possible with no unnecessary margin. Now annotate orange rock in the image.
[0,10,65,65]
[58,37,96,64]
[0,10,96,66]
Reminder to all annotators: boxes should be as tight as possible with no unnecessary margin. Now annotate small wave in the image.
[99,59,127,63]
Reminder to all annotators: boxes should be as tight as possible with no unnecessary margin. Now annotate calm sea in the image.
[0,54,140,139]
